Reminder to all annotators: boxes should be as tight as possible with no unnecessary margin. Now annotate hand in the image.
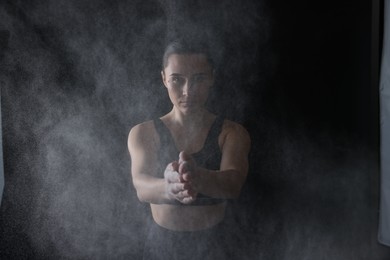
[178,151,200,196]
[164,161,196,204]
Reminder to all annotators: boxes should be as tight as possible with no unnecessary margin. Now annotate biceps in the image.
[219,132,250,174]
[129,141,159,180]
[220,150,249,174]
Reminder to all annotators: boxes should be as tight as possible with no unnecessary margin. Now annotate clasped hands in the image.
[164,151,200,204]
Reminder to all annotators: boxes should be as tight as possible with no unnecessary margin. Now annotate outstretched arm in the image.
[128,123,196,204]
[178,121,250,199]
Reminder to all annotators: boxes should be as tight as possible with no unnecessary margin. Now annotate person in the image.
[127,39,251,259]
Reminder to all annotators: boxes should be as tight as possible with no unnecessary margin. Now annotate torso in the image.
[149,112,228,231]
[150,202,226,231]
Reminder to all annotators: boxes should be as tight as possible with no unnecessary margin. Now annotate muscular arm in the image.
[128,122,195,204]
[181,121,251,199]
[128,123,168,204]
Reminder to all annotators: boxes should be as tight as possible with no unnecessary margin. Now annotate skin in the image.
[128,53,251,231]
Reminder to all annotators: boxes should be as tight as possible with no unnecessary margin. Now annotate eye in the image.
[192,75,206,85]
[170,76,184,85]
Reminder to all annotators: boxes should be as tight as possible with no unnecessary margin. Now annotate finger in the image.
[167,184,186,200]
[171,190,189,202]
[165,163,174,173]
[179,184,196,196]
[184,185,198,197]
[181,196,197,205]
[181,172,193,182]
[170,183,185,194]
[182,182,192,190]
[188,190,198,197]
[171,161,179,171]
[178,161,190,174]
[179,151,190,163]
[167,161,178,171]
[165,170,181,183]
[179,189,190,198]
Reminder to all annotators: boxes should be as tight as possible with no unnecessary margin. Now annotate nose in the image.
[182,80,191,96]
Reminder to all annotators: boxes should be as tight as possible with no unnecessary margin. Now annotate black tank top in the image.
[153,116,226,206]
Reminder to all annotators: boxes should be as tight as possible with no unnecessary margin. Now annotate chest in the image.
[169,126,211,154]
[154,118,225,175]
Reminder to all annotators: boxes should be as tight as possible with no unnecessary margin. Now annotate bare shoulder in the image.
[222,120,250,139]
[128,120,158,151]
[129,120,155,136]
[219,119,251,149]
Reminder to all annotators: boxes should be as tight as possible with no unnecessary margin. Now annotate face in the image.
[161,53,214,115]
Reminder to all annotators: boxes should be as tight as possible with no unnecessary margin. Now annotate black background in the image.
[1,0,390,259]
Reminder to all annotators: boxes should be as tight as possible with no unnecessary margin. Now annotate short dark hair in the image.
[162,39,214,69]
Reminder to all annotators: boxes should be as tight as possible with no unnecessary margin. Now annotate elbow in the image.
[135,186,153,203]
[220,181,242,199]
[233,189,242,199]
[228,176,246,199]
[133,182,149,203]
[228,186,242,199]
[136,190,147,203]
[137,190,150,203]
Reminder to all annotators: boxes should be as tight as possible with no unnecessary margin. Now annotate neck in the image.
[169,107,209,127]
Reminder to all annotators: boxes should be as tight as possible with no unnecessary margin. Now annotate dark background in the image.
[1,0,390,259]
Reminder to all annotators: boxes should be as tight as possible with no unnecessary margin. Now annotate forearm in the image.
[197,168,246,199]
[133,174,170,204]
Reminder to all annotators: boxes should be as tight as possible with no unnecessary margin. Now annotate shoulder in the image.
[129,120,155,135]
[219,119,251,148]
[128,120,158,150]
[222,120,250,138]
[129,120,155,138]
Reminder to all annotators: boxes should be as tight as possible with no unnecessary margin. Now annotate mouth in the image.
[180,101,194,107]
